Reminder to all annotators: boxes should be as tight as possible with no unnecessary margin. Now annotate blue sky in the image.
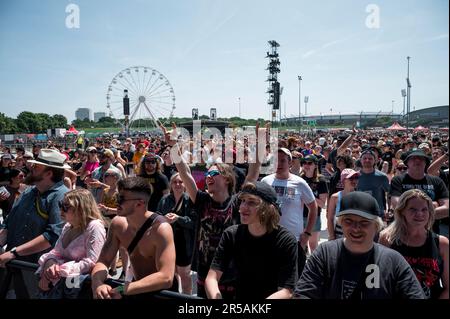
[0,0,448,122]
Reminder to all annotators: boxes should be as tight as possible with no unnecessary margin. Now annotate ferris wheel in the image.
[106,66,176,130]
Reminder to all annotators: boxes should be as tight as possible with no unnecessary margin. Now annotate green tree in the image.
[16,111,40,133]
[51,114,68,128]
[35,113,52,132]
[0,112,18,134]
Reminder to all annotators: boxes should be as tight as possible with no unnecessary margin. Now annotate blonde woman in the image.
[379,189,448,299]
[37,189,106,298]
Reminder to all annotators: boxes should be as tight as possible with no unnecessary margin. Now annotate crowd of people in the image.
[0,124,448,299]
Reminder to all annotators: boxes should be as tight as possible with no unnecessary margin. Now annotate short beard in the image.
[24,173,44,185]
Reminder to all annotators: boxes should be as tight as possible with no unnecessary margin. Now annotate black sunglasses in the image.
[396,166,407,171]
[58,201,71,212]
[117,196,143,205]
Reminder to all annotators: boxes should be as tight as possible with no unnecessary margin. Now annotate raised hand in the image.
[159,121,177,147]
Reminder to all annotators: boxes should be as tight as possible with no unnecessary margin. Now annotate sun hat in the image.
[27,149,71,169]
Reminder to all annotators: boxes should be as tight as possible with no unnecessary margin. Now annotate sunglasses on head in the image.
[145,159,156,164]
[205,170,221,177]
[58,201,71,212]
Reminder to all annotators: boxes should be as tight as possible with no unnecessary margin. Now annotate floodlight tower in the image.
[266,40,281,124]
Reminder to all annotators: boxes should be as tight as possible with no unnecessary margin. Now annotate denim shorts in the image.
[303,214,322,232]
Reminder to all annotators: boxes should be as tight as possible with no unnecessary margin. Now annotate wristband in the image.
[304,231,312,237]
[116,284,125,295]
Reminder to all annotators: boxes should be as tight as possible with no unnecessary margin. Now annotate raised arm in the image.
[244,122,264,185]
[160,122,198,203]
[427,153,449,176]
[337,126,357,156]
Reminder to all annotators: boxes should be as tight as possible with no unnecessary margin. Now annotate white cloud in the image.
[426,33,449,42]
[302,49,317,59]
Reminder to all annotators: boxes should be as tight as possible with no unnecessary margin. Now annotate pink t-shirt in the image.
[84,161,100,174]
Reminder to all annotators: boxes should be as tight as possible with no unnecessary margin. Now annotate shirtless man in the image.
[91,177,176,299]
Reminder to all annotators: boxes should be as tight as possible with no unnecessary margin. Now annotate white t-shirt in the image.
[261,173,315,240]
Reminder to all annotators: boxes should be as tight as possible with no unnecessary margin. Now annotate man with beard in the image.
[91,177,175,299]
[0,149,69,298]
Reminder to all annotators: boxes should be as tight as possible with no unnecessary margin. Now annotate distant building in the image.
[75,108,92,121]
[94,112,107,122]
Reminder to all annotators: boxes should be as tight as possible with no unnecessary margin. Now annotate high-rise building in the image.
[94,112,107,122]
[75,108,92,121]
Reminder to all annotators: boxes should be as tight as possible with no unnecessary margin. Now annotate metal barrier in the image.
[1,259,201,299]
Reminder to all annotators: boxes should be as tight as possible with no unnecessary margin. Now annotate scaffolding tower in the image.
[266,40,281,123]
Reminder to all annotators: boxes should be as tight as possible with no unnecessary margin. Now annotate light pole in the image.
[123,89,130,137]
[401,89,406,119]
[238,97,241,118]
[304,96,309,115]
[406,56,411,133]
[298,75,302,130]
[391,100,394,113]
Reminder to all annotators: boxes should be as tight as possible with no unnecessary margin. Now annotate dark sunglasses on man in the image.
[117,195,143,205]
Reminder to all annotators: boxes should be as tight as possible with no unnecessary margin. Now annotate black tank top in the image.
[391,231,444,299]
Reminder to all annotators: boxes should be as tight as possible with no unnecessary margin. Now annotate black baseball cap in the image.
[240,181,281,214]
[336,191,380,220]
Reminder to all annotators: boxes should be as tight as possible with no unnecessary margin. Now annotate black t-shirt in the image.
[211,224,298,299]
[390,231,444,299]
[327,149,338,170]
[139,172,169,211]
[294,239,425,299]
[193,191,240,281]
[301,175,328,217]
[328,170,343,198]
[162,164,177,182]
[390,174,449,201]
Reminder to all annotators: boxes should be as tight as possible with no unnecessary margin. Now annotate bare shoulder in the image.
[151,218,174,240]
[110,216,128,232]
[138,217,173,252]
[439,235,449,255]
